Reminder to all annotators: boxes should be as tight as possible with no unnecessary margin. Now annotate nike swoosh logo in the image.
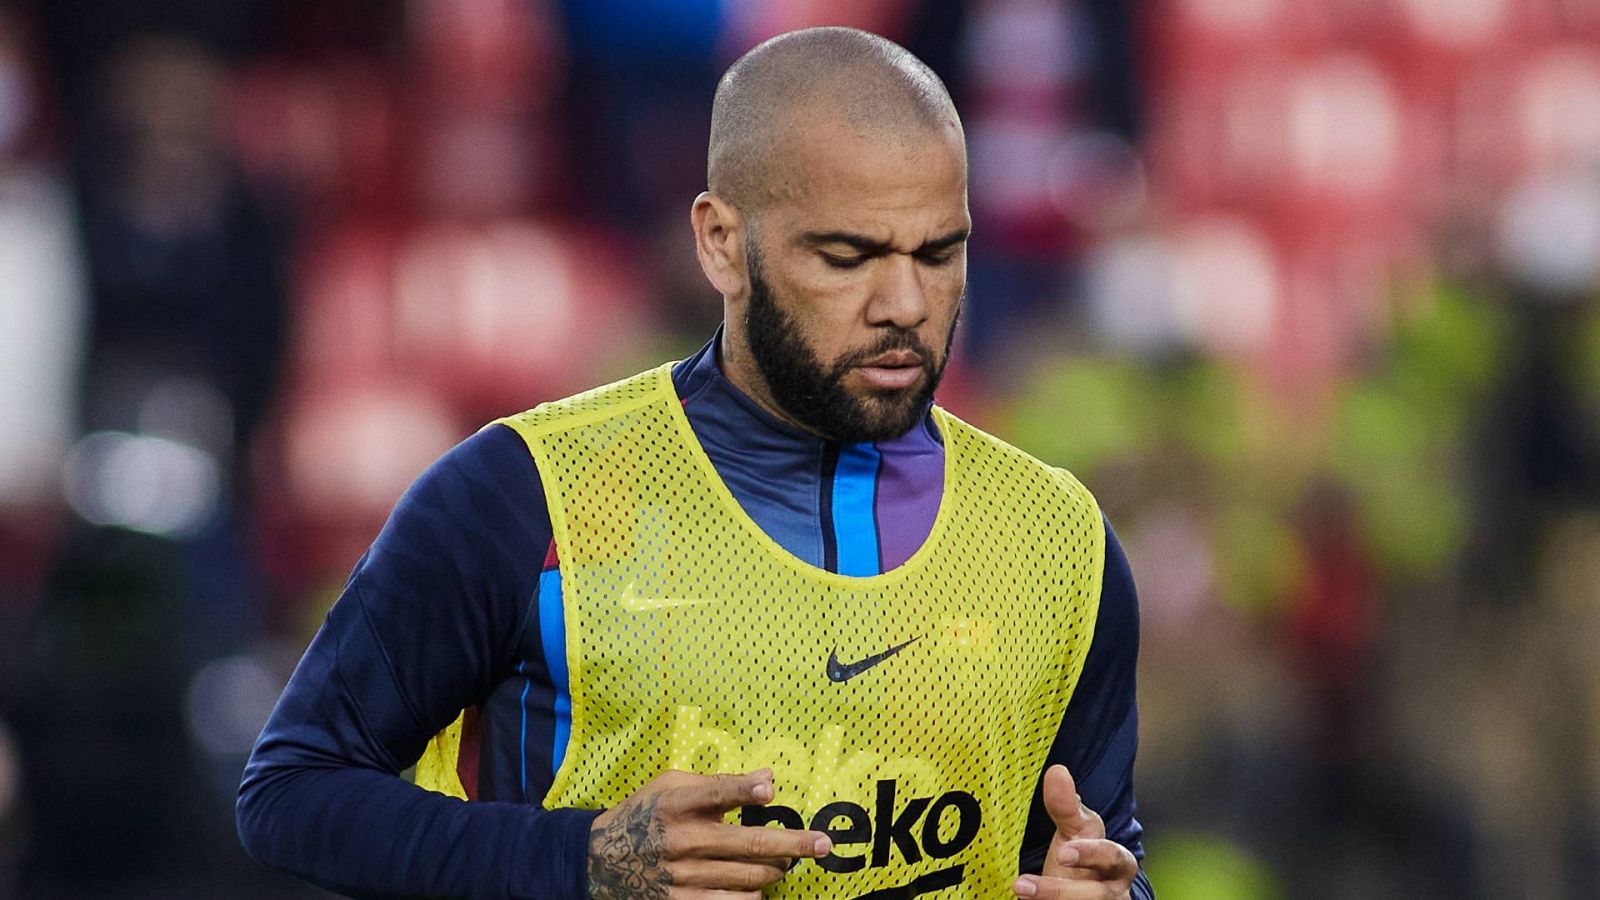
[827,636,920,684]
[618,581,715,610]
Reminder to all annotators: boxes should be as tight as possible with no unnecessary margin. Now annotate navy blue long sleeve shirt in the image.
[238,338,1152,898]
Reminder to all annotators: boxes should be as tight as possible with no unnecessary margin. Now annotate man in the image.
[239,27,1152,900]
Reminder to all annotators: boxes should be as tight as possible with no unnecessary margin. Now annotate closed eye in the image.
[820,252,868,270]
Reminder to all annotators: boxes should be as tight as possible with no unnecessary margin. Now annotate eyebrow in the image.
[800,227,971,256]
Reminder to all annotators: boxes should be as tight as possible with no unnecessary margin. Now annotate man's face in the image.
[744,238,961,443]
[734,117,970,444]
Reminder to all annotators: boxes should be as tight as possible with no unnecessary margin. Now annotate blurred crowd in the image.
[0,1,1597,898]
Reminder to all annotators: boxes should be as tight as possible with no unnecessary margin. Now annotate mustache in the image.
[828,330,938,380]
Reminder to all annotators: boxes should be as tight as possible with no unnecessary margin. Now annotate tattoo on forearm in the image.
[589,796,671,899]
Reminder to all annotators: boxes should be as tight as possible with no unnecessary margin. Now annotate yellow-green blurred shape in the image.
[1142,832,1284,900]
[1212,502,1304,615]
[1391,284,1504,403]
[1165,359,1267,470]
[1330,379,1467,579]
[1003,356,1160,474]
[1326,287,1502,580]
[1575,305,1600,410]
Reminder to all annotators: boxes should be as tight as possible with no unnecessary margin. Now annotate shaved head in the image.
[691,28,970,443]
[708,27,963,213]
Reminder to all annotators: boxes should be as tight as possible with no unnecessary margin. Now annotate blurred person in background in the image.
[910,0,1143,364]
[0,5,84,589]
[238,26,1152,900]
[0,9,72,894]
[4,1,294,893]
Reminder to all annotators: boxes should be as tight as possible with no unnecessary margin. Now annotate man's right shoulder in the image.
[390,421,545,524]
[453,421,540,478]
[352,420,551,625]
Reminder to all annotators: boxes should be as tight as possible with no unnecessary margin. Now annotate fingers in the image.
[1050,839,1138,880]
[1012,874,1125,899]
[624,767,850,896]
[1016,838,1140,900]
[667,821,832,862]
[658,815,831,895]
[662,769,777,816]
[1041,765,1104,840]
[668,858,791,891]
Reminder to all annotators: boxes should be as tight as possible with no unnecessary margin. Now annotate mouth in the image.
[852,350,926,390]
[862,350,922,368]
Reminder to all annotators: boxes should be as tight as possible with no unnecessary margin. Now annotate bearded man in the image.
[239,26,1152,900]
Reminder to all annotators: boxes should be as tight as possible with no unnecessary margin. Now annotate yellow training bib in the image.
[422,362,1104,898]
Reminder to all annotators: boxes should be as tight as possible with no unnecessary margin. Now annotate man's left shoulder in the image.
[933,405,1097,500]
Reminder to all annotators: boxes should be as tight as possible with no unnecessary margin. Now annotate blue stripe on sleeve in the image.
[537,567,571,780]
[512,660,531,800]
[831,442,883,577]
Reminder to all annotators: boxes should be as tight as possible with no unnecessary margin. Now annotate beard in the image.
[742,244,960,444]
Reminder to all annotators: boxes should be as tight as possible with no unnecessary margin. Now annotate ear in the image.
[691,191,748,298]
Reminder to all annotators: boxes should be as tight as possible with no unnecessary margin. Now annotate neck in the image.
[717,322,831,439]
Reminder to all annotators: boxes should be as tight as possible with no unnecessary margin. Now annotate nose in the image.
[865,255,930,330]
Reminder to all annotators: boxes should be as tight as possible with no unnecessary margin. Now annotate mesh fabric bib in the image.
[420,363,1105,898]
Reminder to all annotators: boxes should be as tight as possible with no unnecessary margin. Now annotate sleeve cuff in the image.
[1131,867,1155,900]
[509,806,603,900]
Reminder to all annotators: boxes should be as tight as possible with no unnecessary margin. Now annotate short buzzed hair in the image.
[707,27,962,212]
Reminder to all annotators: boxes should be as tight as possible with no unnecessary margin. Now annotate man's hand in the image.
[588,768,833,899]
[1012,764,1139,899]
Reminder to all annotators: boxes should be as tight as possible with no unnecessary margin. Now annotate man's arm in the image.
[236,424,832,899]
[236,424,599,899]
[1019,516,1153,899]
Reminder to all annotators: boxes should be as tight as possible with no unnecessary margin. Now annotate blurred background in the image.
[0,0,1597,897]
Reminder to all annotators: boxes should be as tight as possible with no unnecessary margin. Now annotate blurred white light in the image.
[0,173,86,508]
[1497,173,1600,297]
[62,431,221,537]
[1520,48,1600,170]
[964,0,1080,87]
[969,117,1069,221]
[184,655,282,757]
[1403,0,1508,46]
[287,386,459,513]
[1289,56,1401,194]
[1085,234,1183,353]
[1172,217,1279,354]
[394,221,576,366]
